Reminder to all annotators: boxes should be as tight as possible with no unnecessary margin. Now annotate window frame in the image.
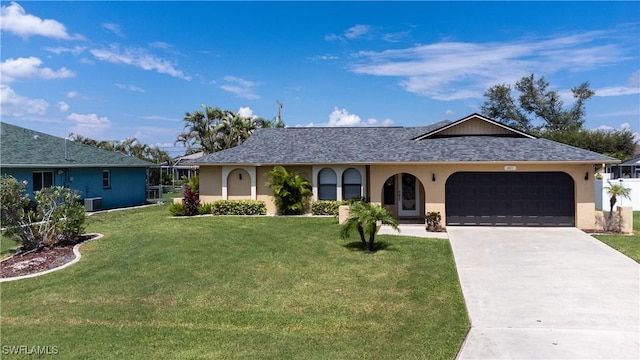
[342,168,362,200]
[317,168,337,201]
[102,170,111,189]
[32,171,54,192]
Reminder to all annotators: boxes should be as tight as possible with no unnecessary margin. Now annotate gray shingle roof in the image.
[190,118,618,165]
[1,122,155,168]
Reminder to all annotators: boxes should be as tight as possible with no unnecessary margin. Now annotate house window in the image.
[318,168,337,200]
[342,168,362,200]
[32,171,53,191]
[383,176,395,205]
[102,170,111,189]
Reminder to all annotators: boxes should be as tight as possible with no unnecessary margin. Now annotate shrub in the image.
[425,212,442,232]
[211,200,266,215]
[183,187,200,216]
[0,175,85,251]
[312,200,347,216]
[198,203,213,215]
[169,203,185,216]
[266,166,312,215]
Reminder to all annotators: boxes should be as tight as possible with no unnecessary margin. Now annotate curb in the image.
[0,233,104,283]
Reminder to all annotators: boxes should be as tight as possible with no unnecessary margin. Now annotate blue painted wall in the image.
[1,167,148,209]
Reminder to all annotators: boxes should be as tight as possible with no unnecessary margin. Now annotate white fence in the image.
[595,175,640,211]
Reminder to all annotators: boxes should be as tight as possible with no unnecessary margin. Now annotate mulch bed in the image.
[0,234,98,279]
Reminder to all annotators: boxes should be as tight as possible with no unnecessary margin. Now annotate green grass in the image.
[0,205,469,359]
[594,211,640,263]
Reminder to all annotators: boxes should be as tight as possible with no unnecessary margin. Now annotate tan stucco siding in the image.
[201,162,596,229]
[370,163,596,230]
[199,166,222,204]
[227,168,251,199]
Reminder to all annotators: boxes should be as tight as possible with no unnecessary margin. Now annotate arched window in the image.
[342,168,362,200]
[318,168,337,200]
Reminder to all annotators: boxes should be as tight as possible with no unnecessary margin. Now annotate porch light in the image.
[239,173,243,180]
[584,172,588,181]
[432,173,436,182]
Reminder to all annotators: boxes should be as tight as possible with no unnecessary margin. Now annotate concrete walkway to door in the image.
[447,227,640,359]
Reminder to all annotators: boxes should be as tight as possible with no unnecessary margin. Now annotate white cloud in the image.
[102,22,124,37]
[307,54,339,62]
[149,41,172,49]
[304,107,394,127]
[220,76,259,99]
[344,24,372,40]
[0,84,48,116]
[0,2,83,39]
[349,28,636,101]
[57,101,69,112]
[115,83,145,93]
[90,45,190,80]
[237,107,257,118]
[326,24,373,42]
[45,46,87,55]
[595,71,640,97]
[67,112,110,137]
[66,91,79,99]
[1,57,75,84]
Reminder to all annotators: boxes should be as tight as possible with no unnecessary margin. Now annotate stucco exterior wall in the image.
[369,163,596,230]
[199,162,597,230]
[227,168,251,199]
[199,166,222,204]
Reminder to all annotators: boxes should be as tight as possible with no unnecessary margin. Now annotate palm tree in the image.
[603,181,632,231]
[341,201,399,252]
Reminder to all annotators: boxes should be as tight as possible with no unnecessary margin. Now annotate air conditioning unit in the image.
[84,197,103,212]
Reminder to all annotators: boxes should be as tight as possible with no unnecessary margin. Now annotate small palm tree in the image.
[604,181,632,232]
[341,201,399,252]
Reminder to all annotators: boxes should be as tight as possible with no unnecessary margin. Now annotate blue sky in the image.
[1,1,639,157]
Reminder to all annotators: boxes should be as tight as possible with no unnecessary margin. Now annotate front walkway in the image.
[447,227,640,359]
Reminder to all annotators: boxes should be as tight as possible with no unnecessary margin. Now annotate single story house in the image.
[1,122,155,210]
[187,113,619,230]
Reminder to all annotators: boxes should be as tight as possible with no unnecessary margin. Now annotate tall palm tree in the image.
[604,181,632,231]
[341,201,399,252]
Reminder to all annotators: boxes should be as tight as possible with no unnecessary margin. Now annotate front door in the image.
[398,173,419,217]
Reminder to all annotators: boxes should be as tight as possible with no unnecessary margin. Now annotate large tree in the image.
[481,74,594,132]
[481,74,636,160]
[176,104,284,154]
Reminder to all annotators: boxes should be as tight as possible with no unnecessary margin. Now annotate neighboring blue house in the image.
[1,122,155,210]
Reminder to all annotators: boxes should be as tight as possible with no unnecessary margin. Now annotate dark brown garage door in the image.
[445,172,575,226]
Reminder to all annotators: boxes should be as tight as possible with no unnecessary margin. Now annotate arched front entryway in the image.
[227,168,251,199]
[381,173,425,221]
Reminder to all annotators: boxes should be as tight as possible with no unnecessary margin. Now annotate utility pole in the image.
[276,100,283,126]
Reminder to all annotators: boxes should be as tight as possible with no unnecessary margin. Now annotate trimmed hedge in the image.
[211,200,266,215]
[311,200,348,216]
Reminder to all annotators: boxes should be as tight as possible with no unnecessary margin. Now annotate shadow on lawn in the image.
[342,241,397,252]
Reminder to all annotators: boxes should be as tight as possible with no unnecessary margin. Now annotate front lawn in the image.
[594,211,640,263]
[0,205,469,359]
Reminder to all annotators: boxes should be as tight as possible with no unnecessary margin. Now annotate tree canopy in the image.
[69,134,171,164]
[480,73,637,160]
[480,74,594,132]
[176,105,284,155]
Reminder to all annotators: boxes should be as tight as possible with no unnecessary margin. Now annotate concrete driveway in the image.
[447,227,640,360]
